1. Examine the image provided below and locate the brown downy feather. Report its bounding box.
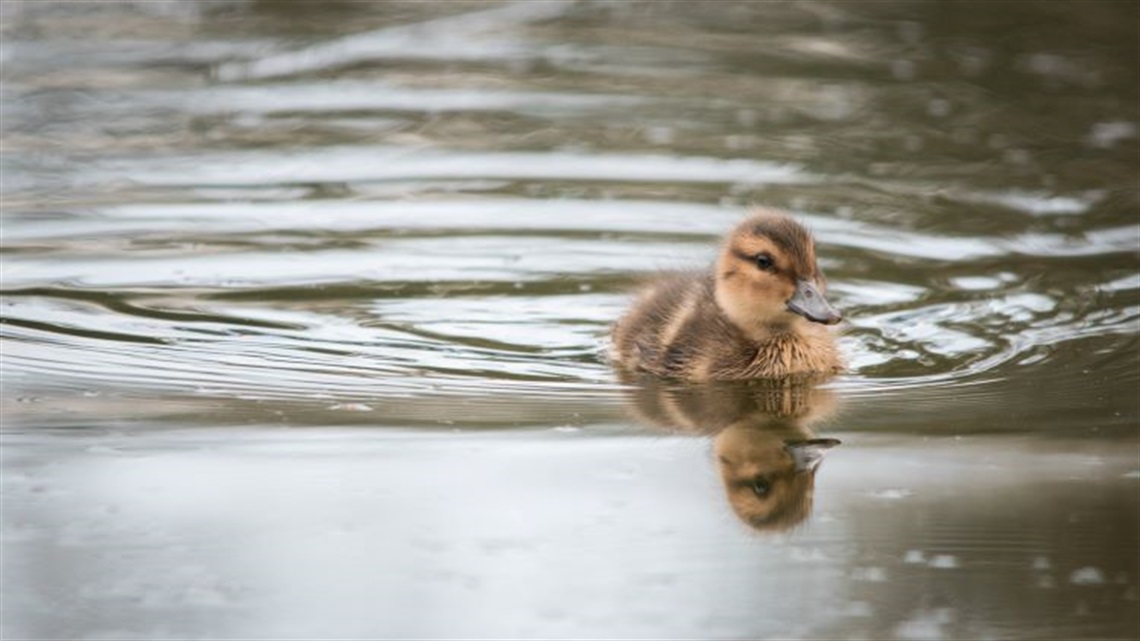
[611,210,843,381]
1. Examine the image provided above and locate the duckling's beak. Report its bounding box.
[787,279,842,325]
[785,438,841,472]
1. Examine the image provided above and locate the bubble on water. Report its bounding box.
[815,85,854,120]
[1003,149,1031,165]
[957,190,1093,216]
[1070,567,1106,585]
[852,566,889,582]
[926,99,950,118]
[904,550,926,564]
[895,606,954,641]
[1087,121,1138,149]
[955,47,991,77]
[790,547,830,563]
[987,133,1008,149]
[1024,52,1067,76]
[869,488,913,500]
[735,109,759,128]
[1121,470,1140,479]
[643,126,674,145]
[891,59,916,81]
[1032,556,1052,571]
[552,426,580,433]
[725,134,755,151]
[784,134,815,153]
[329,403,374,412]
[929,554,959,569]
[898,21,923,45]
[950,276,1002,291]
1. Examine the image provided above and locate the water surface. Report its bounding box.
[2,1,1138,639]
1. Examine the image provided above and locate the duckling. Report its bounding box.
[611,209,843,381]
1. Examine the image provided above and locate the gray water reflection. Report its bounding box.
[4,427,1136,640]
[2,1,1138,639]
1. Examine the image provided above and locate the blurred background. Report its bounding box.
[2,1,1138,639]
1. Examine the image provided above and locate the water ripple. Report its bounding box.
[1,0,1136,432]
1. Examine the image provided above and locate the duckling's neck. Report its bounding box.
[748,317,799,339]
[714,296,806,344]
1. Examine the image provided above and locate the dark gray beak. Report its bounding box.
[787,279,842,325]
[785,438,841,472]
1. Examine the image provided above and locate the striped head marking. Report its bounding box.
[714,211,841,334]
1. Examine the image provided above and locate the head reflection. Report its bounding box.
[621,376,840,532]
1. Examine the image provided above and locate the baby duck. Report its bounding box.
[611,209,843,381]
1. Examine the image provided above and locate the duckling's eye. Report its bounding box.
[755,254,775,271]
[750,477,772,498]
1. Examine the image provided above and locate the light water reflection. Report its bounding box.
[1,1,1138,639]
[4,424,1136,640]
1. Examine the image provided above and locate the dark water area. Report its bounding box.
[1,1,1138,639]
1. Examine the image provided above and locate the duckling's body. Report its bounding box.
[611,210,843,381]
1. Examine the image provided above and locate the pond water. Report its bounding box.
[2,1,1138,639]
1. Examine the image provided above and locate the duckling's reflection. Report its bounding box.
[622,376,840,532]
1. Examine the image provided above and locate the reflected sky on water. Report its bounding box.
[1,1,1137,639]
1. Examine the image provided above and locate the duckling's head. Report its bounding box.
[714,210,841,335]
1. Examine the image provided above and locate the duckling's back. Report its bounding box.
[610,272,753,380]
